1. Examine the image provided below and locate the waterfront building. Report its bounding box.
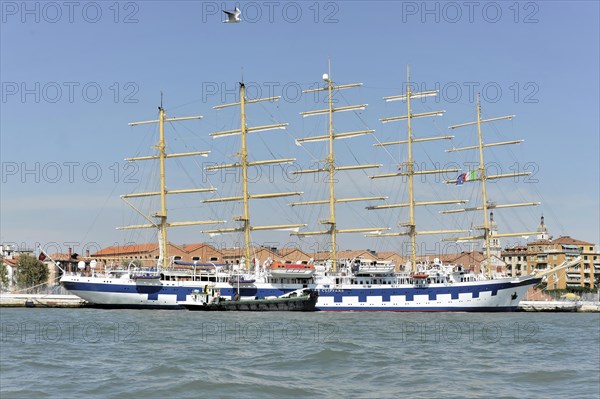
[501,216,600,289]
[526,236,599,290]
[89,242,313,269]
[91,242,224,268]
[86,242,408,271]
[502,244,529,277]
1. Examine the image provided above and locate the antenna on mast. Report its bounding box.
[160,91,164,110]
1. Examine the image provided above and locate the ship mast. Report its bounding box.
[326,66,337,269]
[405,69,416,270]
[240,83,251,264]
[367,66,468,272]
[444,94,540,277]
[202,81,305,270]
[475,96,491,272]
[118,102,225,269]
[291,64,390,272]
[158,106,169,268]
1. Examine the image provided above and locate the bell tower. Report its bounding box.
[536,215,549,241]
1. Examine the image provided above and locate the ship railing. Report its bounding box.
[127,263,161,279]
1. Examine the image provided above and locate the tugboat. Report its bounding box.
[182,285,318,311]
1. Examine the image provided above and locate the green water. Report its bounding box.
[1,309,599,398]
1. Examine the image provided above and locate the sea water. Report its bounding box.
[1,309,599,398]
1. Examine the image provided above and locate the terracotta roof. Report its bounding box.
[377,251,403,258]
[94,242,225,256]
[179,243,204,252]
[93,243,158,256]
[449,252,485,265]
[552,236,595,246]
[219,247,280,259]
[179,243,223,254]
[253,247,280,258]
[377,252,405,265]
[278,247,310,257]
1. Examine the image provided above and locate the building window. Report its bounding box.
[210,257,218,261]
[584,255,588,260]
[553,255,557,261]
[192,257,200,261]
[174,256,182,260]
[589,247,594,251]
[538,246,542,251]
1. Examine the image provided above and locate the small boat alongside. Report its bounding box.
[182,286,318,311]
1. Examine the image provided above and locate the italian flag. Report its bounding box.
[465,170,478,181]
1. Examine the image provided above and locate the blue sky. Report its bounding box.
[1,1,598,256]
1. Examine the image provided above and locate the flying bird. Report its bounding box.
[223,7,241,23]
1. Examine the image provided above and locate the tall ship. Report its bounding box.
[60,68,572,310]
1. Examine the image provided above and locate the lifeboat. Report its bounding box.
[269,262,316,278]
[357,263,395,275]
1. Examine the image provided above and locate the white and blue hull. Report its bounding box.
[61,275,540,311]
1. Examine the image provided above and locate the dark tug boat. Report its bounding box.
[182,286,318,311]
